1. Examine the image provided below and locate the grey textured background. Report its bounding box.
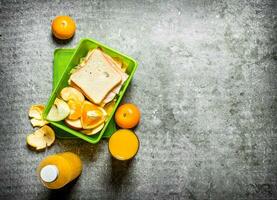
[0,0,277,199]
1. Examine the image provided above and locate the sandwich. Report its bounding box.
[69,48,128,105]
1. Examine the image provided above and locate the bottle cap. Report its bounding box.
[40,165,59,183]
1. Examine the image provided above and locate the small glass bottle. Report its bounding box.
[37,152,82,189]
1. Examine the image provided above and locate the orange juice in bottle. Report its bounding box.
[37,152,82,189]
[109,129,139,161]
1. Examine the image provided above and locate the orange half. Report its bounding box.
[81,101,107,129]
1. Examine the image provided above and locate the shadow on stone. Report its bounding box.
[51,33,74,45]
[56,138,101,163]
[47,176,80,199]
[110,156,133,187]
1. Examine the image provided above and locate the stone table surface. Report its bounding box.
[0,0,276,199]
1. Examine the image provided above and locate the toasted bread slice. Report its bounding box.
[70,49,122,104]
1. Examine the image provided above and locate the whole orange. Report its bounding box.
[115,103,140,129]
[51,16,76,40]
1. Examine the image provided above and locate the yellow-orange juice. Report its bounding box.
[37,152,82,189]
[108,129,139,160]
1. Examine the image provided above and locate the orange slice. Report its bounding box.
[104,100,116,117]
[81,123,105,136]
[28,104,49,127]
[67,100,82,120]
[64,118,82,130]
[26,125,55,150]
[60,87,85,103]
[81,101,107,129]
[29,105,45,120]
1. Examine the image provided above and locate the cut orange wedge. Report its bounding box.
[104,100,116,117]
[28,104,48,127]
[67,100,82,120]
[29,105,45,120]
[81,101,107,129]
[60,87,85,103]
[26,125,55,150]
[81,123,104,135]
[65,118,82,130]
[60,86,85,121]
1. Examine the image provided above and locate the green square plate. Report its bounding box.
[52,48,116,139]
[43,38,138,144]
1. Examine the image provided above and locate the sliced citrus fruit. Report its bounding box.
[81,101,107,129]
[29,105,45,120]
[26,125,55,150]
[81,123,105,135]
[67,100,82,120]
[28,105,48,127]
[30,118,48,127]
[104,100,116,117]
[64,118,82,130]
[46,98,70,122]
[60,87,85,103]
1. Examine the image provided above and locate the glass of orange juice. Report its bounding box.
[108,129,139,161]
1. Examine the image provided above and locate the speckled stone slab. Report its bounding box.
[0,0,276,199]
